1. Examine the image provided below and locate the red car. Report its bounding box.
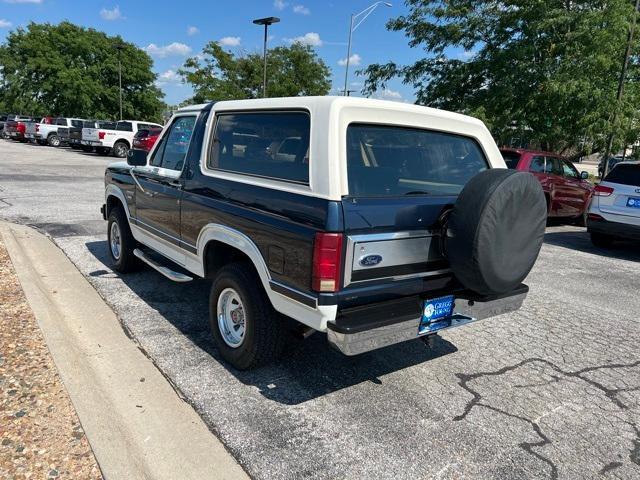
[132,126,162,152]
[501,148,593,222]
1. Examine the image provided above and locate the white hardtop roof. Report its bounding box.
[177,96,484,126]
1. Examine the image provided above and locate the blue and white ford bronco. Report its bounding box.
[102,97,547,369]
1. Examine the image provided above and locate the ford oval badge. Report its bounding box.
[359,254,383,267]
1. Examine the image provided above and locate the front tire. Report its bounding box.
[107,206,139,273]
[591,232,614,248]
[209,263,284,370]
[113,141,129,158]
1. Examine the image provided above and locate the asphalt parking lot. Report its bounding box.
[1,139,640,479]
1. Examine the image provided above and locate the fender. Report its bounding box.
[105,184,132,219]
[196,224,337,331]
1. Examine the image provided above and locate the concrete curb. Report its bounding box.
[0,222,249,480]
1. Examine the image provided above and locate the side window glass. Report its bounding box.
[546,157,563,176]
[561,160,579,179]
[529,156,546,173]
[208,111,310,184]
[150,116,196,171]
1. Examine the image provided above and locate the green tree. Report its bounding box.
[362,0,640,154]
[0,21,165,121]
[179,42,331,102]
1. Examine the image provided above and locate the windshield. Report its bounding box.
[346,124,488,197]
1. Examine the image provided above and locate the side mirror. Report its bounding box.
[127,148,147,166]
[580,171,589,180]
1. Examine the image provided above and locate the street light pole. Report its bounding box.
[602,0,640,178]
[253,16,280,98]
[342,2,392,96]
[116,42,125,121]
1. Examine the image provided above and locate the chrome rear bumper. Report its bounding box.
[327,288,527,356]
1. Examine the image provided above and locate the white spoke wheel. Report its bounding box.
[217,288,246,348]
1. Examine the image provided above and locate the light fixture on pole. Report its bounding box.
[343,2,392,96]
[252,16,281,98]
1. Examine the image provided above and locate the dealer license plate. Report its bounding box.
[418,295,455,335]
[627,197,640,208]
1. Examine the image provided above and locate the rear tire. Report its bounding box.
[47,134,60,147]
[590,232,614,248]
[113,141,129,158]
[107,206,139,273]
[209,263,285,370]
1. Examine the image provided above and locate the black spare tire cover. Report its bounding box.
[445,168,546,296]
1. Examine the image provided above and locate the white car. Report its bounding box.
[588,161,640,246]
[25,117,85,147]
[82,120,162,158]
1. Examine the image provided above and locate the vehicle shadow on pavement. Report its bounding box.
[85,240,458,405]
[544,230,640,262]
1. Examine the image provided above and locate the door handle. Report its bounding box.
[169,180,183,189]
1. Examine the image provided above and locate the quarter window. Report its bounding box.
[149,115,196,171]
[208,111,310,184]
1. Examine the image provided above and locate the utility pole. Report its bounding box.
[602,0,640,178]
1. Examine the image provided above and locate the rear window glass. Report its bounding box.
[208,111,310,184]
[98,121,117,129]
[502,151,521,169]
[55,118,67,126]
[346,124,488,197]
[604,164,640,186]
[116,121,133,132]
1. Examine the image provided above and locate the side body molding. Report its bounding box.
[196,224,337,331]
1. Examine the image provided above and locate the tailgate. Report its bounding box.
[25,123,37,135]
[342,196,454,287]
[83,128,100,141]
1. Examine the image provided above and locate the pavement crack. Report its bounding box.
[453,357,640,478]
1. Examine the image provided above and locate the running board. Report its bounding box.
[133,248,193,283]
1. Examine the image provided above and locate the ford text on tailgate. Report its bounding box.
[102,97,546,370]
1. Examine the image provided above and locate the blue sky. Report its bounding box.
[0,0,457,105]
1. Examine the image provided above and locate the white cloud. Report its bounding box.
[3,0,42,3]
[0,19,12,28]
[100,6,123,21]
[156,69,182,85]
[274,0,287,10]
[218,36,241,47]
[186,26,199,36]
[286,32,322,47]
[378,88,403,101]
[144,42,192,58]
[293,4,310,15]
[457,49,476,60]
[338,53,361,67]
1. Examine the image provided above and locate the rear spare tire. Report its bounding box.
[445,169,546,296]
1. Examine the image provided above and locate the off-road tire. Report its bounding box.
[590,232,614,248]
[107,206,139,273]
[210,263,285,370]
[113,141,129,158]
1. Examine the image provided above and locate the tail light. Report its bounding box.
[36,124,40,133]
[594,185,614,196]
[98,131,105,140]
[588,213,604,221]
[312,233,343,292]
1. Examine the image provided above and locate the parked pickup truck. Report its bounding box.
[102,97,547,370]
[25,117,85,146]
[4,115,34,141]
[83,120,162,158]
[67,120,117,151]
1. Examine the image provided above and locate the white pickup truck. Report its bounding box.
[82,120,163,158]
[25,117,85,146]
